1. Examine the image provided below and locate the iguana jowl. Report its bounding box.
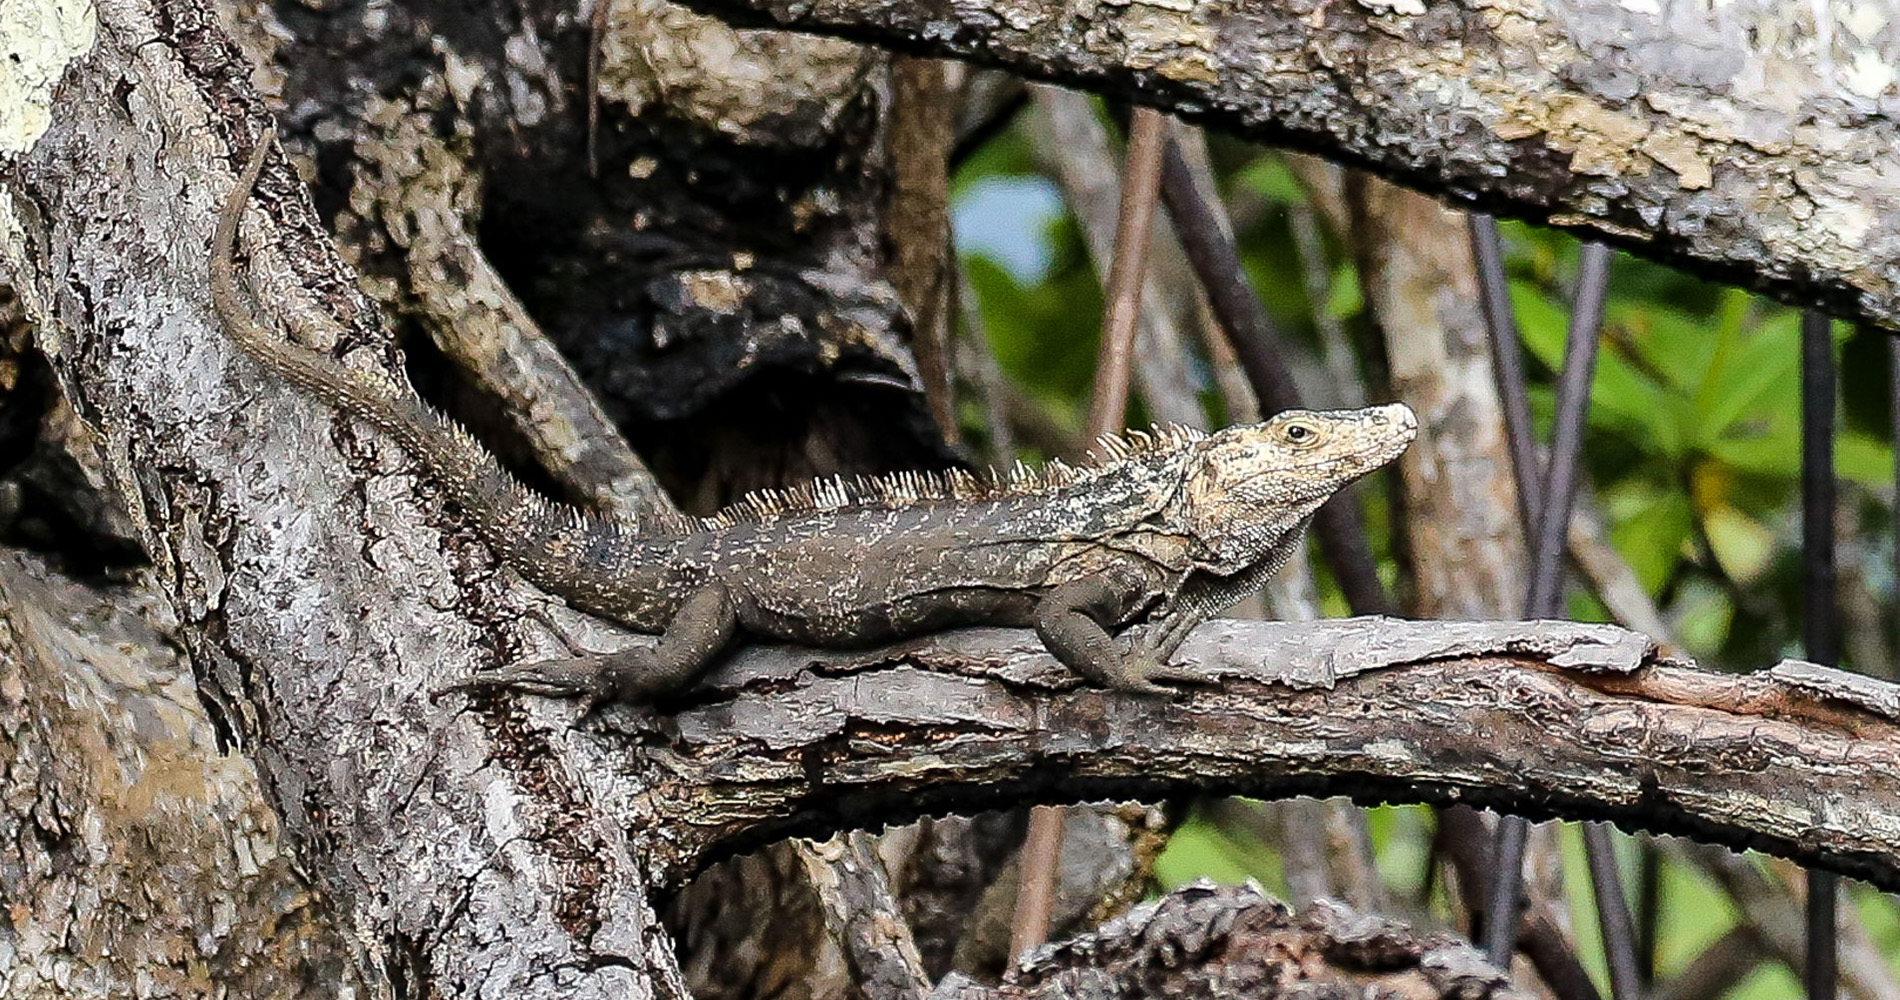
[211,138,1417,702]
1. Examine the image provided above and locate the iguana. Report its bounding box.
[211,137,1417,703]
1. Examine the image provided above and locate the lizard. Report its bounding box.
[211,135,1418,704]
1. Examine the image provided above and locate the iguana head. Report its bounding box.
[1180,403,1417,569]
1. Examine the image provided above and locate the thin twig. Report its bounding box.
[1525,243,1608,616]
[1156,133,1299,412]
[587,0,608,178]
[1470,231,1635,993]
[1008,805,1068,960]
[1581,822,1642,1000]
[1083,106,1166,436]
[1015,104,1167,961]
[1026,87,1206,431]
[1636,840,1660,987]
[1801,308,1839,1000]
[1468,214,1538,534]
[1157,130,1389,614]
[1437,807,1603,1000]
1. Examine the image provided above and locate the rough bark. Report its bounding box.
[932,884,1527,999]
[1350,176,1527,622]
[640,619,1900,893]
[677,0,1900,332]
[0,551,355,996]
[794,833,931,1000]
[222,0,950,507]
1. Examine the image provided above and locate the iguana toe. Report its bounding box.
[432,657,615,703]
[1105,655,1201,697]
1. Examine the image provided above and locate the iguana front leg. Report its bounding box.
[437,582,738,706]
[1035,569,1199,696]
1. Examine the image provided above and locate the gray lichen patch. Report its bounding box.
[0,0,95,155]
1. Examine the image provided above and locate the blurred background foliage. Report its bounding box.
[949,111,1900,1000]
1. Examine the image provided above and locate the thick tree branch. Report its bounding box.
[794,832,931,1000]
[638,618,1900,895]
[678,0,1900,330]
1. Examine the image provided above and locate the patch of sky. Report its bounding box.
[952,175,1064,286]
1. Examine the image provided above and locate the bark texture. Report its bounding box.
[679,0,1900,331]
[646,619,1900,891]
[222,0,950,508]
[0,551,354,996]
[932,884,1526,999]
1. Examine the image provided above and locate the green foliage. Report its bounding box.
[952,112,1899,998]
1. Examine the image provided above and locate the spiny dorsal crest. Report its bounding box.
[696,423,1207,529]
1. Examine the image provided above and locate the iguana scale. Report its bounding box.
[210,137,1417,703]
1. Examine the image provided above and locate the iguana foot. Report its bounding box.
[432,652,682,710]
[433,657,611,702]
[1096,647,1203,697]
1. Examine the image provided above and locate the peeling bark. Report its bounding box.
[678,0,1900,330]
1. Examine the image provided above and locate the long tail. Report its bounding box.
[208,138,675,606]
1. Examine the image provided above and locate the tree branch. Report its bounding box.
[676,0,1900,331]
[640,618,1900,894]
[931,884,1526,999]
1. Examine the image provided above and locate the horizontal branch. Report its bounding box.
[930,884,1522,999]
[630,617,1900,892]
[677,0,1900,330]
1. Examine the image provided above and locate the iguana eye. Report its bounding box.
[1281,421,1322,448]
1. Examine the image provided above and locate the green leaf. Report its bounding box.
[1838,433,1894,487]
[1233,157,1306,206]
[1705,418,1801,479]
[1511,285,1677,448]
[1611,300,1715,396]
[1691,308,1800,447]
[1605,484,1695,593]
[1324,263,1362,320]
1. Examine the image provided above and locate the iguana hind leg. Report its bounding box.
[436,582,739,706]
[1035,570,1198,696]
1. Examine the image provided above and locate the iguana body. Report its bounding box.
[211,138,1417,702]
